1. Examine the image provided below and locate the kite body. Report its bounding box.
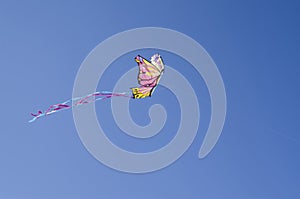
[131,54,164,99]
[29,54,164,122]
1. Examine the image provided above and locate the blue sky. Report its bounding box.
[0,0,299,198]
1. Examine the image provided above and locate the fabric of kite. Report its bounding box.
[29,54,165,123]
[131,54,164,98]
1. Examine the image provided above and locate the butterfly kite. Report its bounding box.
[29,54,165,122]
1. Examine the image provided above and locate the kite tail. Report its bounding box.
[29,91,132,123]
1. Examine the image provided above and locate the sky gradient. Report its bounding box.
[0,0,299,198]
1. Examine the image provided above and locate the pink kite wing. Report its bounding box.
[135,55,162,86]
[130,54,165,99]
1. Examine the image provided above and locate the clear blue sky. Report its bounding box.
[0,0,299,198]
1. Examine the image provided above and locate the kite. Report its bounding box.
[29,54,165,123]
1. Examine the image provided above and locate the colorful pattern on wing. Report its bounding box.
[131,54,164,99]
